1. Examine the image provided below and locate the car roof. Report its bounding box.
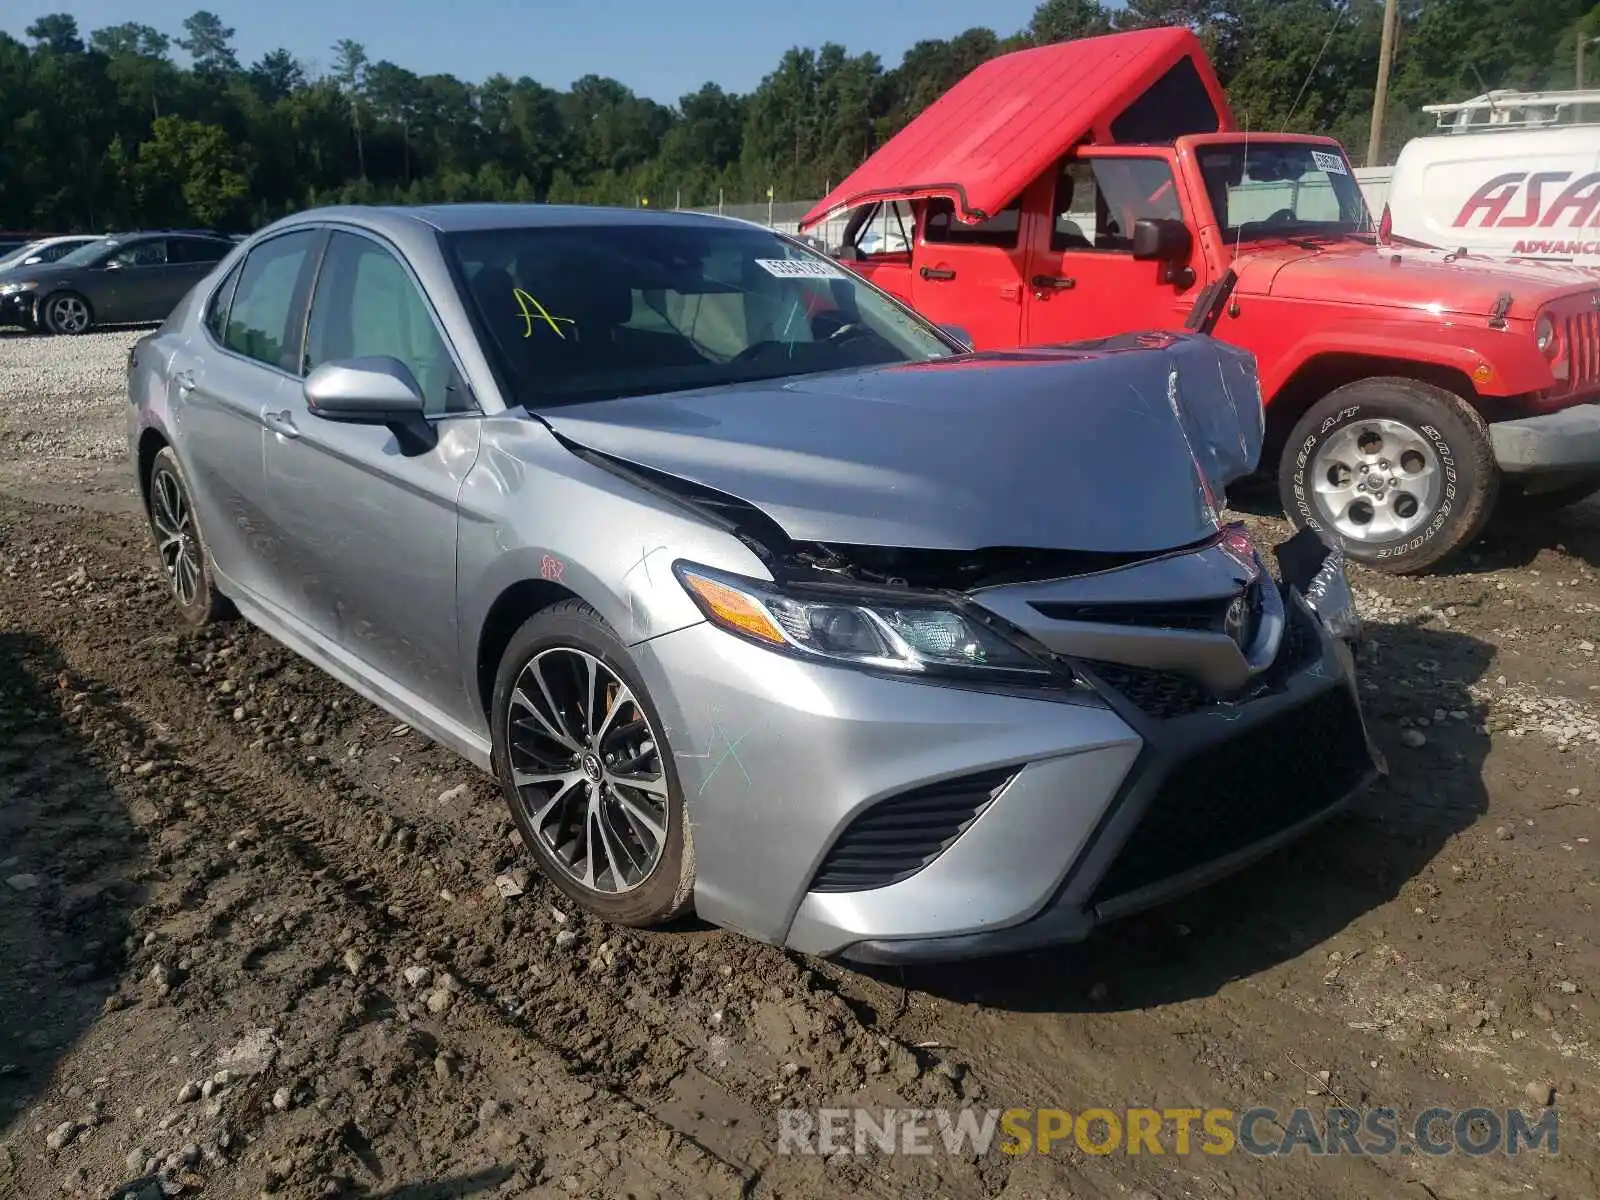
[266,203,758,240]
[800,26,1229,229]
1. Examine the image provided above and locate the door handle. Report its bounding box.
[261,408,300,439]
[173,369,196,397]
[919,266,956,281]
[1030,275,1076,290]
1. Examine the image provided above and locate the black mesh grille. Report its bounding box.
[809,768,1015,893]
[1089,685,1371,907]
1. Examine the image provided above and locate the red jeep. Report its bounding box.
[799,27,1600,573]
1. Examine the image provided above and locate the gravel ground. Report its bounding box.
[0,332,1596,1200]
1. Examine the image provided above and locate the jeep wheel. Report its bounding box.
[1279,377,1498,575]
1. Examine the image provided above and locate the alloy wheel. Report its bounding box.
[1308,416,1443,543]
[47,294,90,334]
[505,647,670,894]
[150,466,202,606]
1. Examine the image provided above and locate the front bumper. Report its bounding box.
[0,290,35,327]
[1491,402,1600,476]
[634,541,1380,962]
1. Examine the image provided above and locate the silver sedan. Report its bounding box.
[127,203,1381,962]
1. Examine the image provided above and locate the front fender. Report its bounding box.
[1262,317,1552,401]
[455,417,774,710]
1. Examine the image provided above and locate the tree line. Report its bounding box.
[2,1,1597,233]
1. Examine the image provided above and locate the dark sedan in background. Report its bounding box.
[0,230,235,334]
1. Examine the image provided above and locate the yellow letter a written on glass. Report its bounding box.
[513,288,576,340]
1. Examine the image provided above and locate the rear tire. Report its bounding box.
[490,600,694,928]
[1279,377,1498,575]
[144,447,230,627]
[40,291,94,335]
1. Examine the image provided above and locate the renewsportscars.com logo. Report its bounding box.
[776,1105,1559,1158]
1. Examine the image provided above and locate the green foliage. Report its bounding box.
[2,2,1595,231]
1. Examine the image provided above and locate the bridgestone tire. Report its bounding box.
[1278,377,1498,575]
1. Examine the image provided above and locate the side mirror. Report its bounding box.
[304,356,436,453]
[1131,217,1192,263]
[941,324,975,352]
[102,258,124,271]
[1131,218,1196,289]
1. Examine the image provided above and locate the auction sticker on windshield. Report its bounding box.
[1311,150,1348,175]
[756,258,845,279]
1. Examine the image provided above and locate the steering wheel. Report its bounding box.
[1261,207,1297,225]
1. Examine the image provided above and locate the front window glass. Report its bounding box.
[55,237,120,268]
[109,240,167,268]
[1197,143,1373,243]
[1052,159,1183,252]
[444,222,957,407]
[305,232,464,414]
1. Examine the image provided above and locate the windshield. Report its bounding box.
[55,237,119,268]
[443,221,957,407]
[1196,143,1373,244]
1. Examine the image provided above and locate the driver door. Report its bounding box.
[1022,154,1202,345]
[261,228,482,726]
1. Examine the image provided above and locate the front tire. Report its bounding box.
[40,291,94,336]
[144,447,229,627]
[490,600,694,927]
[1279,377,1498,574]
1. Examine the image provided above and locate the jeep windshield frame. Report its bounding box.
[1193,141,1375,246]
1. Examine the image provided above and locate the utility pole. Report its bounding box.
[1367,0,1399,167]
[1579,36,1600,123]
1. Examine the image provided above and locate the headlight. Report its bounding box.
[674,562,1054,680]
[0,281,37,297]
[1535,313,1557,358]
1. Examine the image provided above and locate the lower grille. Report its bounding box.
[1089,685,1371,907]
[809,768,1015,893]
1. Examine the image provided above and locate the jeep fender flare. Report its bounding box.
[1261,327,1547,405]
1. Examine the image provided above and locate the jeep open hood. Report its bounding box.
[533,333,1264,555]
[798,27,1230,231]
[1240,241,1600,320]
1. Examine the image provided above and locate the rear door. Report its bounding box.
[167,236,234,307]
[1021,153,1198,344]
[908,197,1025,350]
[175,228,324,606]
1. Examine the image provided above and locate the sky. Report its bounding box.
[5,0,1050,104]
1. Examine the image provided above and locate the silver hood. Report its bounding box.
[533,332,1265,554]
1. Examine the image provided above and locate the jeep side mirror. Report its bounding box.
[1131,218,1192,263]
[1132,218,1196,289]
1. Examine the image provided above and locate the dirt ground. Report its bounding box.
[0,330,1596,1200]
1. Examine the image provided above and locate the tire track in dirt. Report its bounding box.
[5,496,1597,1200]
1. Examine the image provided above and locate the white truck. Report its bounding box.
[1379,89,1600,265]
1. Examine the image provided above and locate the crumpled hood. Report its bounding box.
[1241,240,1599,321]
[533,332,1264,555]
